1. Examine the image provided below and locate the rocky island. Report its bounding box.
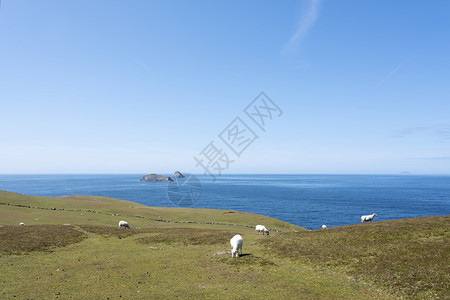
[140,171,185,182]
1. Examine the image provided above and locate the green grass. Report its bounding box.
[0,226,387,299]
[0,190,448,299]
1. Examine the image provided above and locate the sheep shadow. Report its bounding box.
[213,250,251,257]
[239,253,251,257]
[215,252,277,267]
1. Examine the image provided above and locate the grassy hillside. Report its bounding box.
[260,216,449,298]
[0,190,302,232]
[0,191,448,299]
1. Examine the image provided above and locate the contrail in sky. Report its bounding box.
[374,34,441,88]
[374,63,405,88]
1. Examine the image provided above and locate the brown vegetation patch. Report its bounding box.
[0,225,87,255]
[79,226,233,246]
[137,228,233,246]
[77,225,156,238]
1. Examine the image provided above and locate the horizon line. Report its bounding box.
[1,172,449,176]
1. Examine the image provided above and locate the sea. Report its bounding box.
[0,174,449,230]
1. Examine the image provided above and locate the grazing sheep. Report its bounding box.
[230,234,243,258]
[361,213,377,223]
[255,224,269,235]
[322,225,327,229]
[19,222,25,226]
[118,220,130,229]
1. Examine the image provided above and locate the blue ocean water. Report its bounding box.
[0,174,449,230]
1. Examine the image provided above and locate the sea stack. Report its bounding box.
[173,171,185,178]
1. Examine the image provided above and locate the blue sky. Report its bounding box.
[0,0,449,174]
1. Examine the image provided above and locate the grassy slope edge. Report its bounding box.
[0,190,303,231]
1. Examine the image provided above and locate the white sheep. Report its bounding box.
[230,234,243,258]
[19,222,25,226]
[255,224,269,235]
[361,213,377,223]
[322,225,327,229]
[118,220,130,229]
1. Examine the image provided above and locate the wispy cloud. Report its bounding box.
[410,156,450,160]
[391,124,450,140]
[391,126,429,138]
[282,0,321,55]
[433,128,450,140]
